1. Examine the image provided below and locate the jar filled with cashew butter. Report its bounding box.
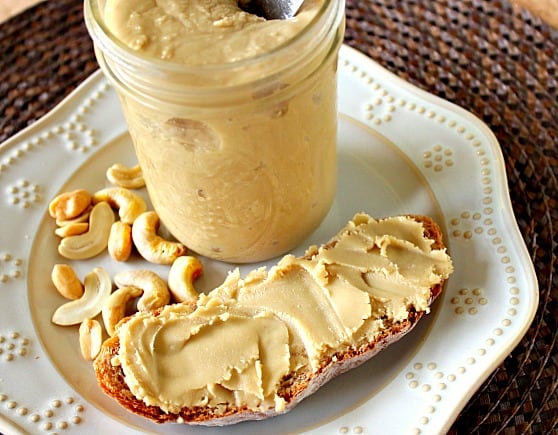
[84,0,345,263]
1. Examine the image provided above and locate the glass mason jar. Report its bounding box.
[84,0,345,263]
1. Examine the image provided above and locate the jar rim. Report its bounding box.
[84,0,339,74]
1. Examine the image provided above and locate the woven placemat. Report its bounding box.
[1,0,557,433]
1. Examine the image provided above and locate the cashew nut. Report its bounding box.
[108,221,133,262]
[56,204,92,227]
[92,187,147,225]
[52,267,112,326]
[58,201,115,260]
[132,211,187,265]
[49,189,92,221]
[51,264,84,300]
[114,269,170,311]
[106,163,145,189]
[168,256,203,303]
[79,318,103,361]
[54,222,89,238]
[102,286,142,336]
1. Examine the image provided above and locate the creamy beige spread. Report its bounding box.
[101,0,339,263]
[104,0,323,64]
[112,214,453,413]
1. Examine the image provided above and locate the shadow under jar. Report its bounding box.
[84,0,345,263]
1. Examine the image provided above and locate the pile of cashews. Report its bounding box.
[48,163,204,361]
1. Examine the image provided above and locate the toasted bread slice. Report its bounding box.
[94,214,452,425]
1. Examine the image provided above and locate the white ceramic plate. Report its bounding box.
[0,45,537,435]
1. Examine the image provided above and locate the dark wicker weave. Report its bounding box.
[1,0,556,433]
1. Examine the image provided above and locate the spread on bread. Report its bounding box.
[105,214,453,417]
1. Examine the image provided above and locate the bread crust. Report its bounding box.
[93,214,448,425]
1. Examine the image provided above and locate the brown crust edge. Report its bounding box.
[93,214,448,425]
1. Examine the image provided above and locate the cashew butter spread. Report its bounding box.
[113,214,453,414]
[104,0,323,65]
[99,0,340,263]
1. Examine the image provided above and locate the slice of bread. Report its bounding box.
[94,214,452,425]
